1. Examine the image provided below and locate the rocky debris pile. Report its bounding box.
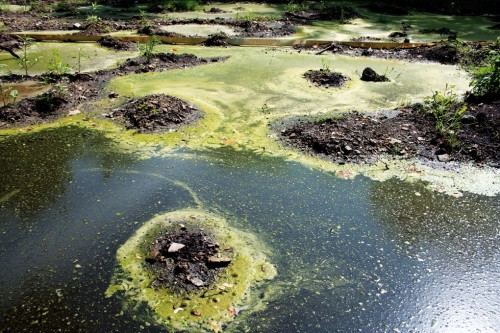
[145,230,233,293]
[110,94,202,133]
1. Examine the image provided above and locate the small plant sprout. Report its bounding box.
[141,35,160,63]
[10,89,18,104]
[76,47,83,74]
[17,37,41,77]
[321,58,331,72]
[48,49,72,76]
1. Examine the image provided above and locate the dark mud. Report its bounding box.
[299,42,494,65]
[97,35,135,51]
[145,230,232,294]
[280,103,500,167]
[110,94,202,133]
[304,69,350,88]
[0,53,228,128]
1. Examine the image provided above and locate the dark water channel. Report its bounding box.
[0,126,498,332]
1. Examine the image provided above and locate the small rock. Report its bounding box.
[461,114,477,124]
[108,91,119,98]
[437,154,450,162]
[361,67,389,82]
[207,256,232,267]
[73,23,82,29]
[168,242,185,253]
[188,276,205,287]
[68,109,81,116]
[389,31,407,38]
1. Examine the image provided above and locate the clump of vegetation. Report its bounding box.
[285,0,310,13]
[29,0,53,13]
[162,0,200,12]
[285,0,359,22]
[470,50,500,99]
[140,35,160,62]
[421,85,467,149]
[47,49,72,77]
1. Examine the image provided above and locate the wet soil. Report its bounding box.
[304,69,350,88]
[280,103,500,167]
[0,53,228,128]
[110,94,202,133]
[145,230,232,294]
[97,35,135,51]
[298,42,494,65]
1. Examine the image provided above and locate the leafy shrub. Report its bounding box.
[470,50,500,98]
[163,0,200,12]
[29,0,52,13]
[140,35,160,62]
[422,85,467,149]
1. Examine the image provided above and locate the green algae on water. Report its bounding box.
[106,208,276,332]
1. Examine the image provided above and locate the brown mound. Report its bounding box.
[145,230,232,294]
[281,104,500,167]
[97,35,135,51]
[304,69,350,88]
[111,94,202,133]
[203,32,230,47]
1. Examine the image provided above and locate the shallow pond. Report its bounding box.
[0,125,498,332]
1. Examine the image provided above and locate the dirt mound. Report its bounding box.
[111,94,202,133]
[281,104,500,166]
[146,230,232,294]
[304,69,350,88]
[0,90,67,125]
[97,35,135,51]
[203,32,230,47]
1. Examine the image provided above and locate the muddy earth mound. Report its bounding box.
[281,105,500,167]
[111,94,202,133]
[203,32,230,47]
[97,35,135,51]
[146,230,232,294]
[304,69,350,88]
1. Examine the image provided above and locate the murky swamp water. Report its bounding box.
[0,39,499,332]
[0,126,498,332]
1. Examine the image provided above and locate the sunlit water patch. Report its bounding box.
[295,13,500,42]
[159,24,239,37]
[0,127,498,332]
[0,42,138,75]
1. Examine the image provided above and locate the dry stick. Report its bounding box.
[316,43,337,55]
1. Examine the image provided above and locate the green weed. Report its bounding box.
[422,85,467,149]
[16,37,41,77]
